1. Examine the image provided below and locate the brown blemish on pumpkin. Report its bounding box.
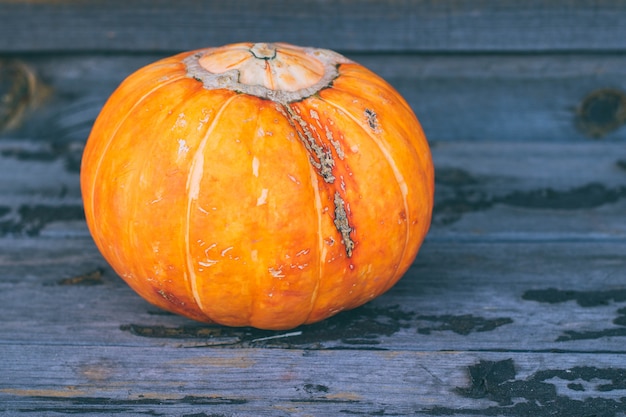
[333,192,354,258]
[156,288,186,307]
[284,104,336,183]
[280,104,356,258]
[326,125,345,160]
[364,108,380,132]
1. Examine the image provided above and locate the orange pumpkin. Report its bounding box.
[81,42,434,330]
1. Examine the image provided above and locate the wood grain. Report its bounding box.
[4,53,626,143]
[2,236,626,353]
[3,346,626,416]
[1,3,625,413]
[2,141,626,415]
[2,139,625,239]
[2,0,626,53]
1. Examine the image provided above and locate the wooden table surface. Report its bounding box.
[2,138,625,416]
[2,1,626,416]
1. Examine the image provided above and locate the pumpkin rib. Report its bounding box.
[184,93,240,321]
[301,151,325,325]
[85,73,187,253]
[245,102,326,327]
[316,94,412,291]
[122,84,209,320]
[245,101,267,326]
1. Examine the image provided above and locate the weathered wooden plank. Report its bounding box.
[2,139,625,239]
[2,345,626,416]
[4,53,626,143]
[431,141,626,240]
[2,0,626,53]
[2,236,626,353]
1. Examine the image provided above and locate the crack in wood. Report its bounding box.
[16,394,246,414]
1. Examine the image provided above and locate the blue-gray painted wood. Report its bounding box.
[2,0,626,53]
[2,2,626,415]
[2,140,626,415]
[3,54,626,143]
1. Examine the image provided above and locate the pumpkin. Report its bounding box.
[80,42,434,330]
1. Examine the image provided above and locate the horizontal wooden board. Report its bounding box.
[3,53,626,143]
[2,0,626,53]
[431,141,626,240]
[2,92,626,414]
[3,346,626,416]
[2,236,626,353]
[1,139,625,240]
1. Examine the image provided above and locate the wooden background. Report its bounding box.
[1,1,626,416]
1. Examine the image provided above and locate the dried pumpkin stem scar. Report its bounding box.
[183,42,352,104]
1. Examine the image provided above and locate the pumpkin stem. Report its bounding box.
[249,43,277,60]
[184,42,352,104]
